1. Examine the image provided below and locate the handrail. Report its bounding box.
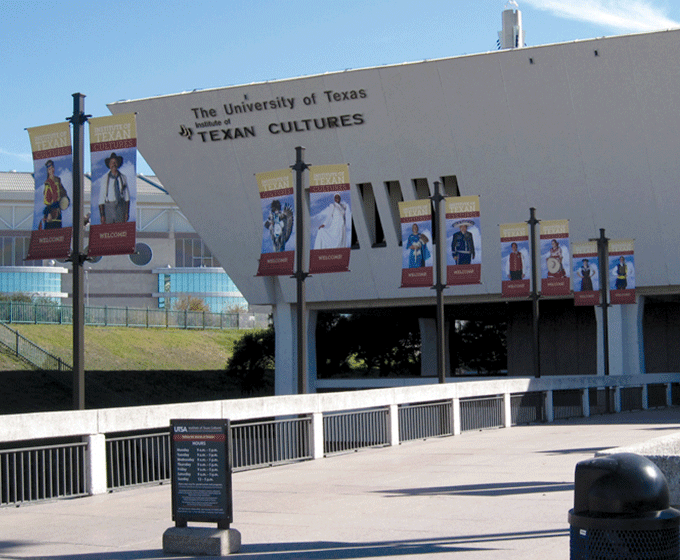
[0,374,677,503]
[0,373,678,443]
[0,322,69,371]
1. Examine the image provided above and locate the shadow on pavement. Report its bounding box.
[375,480,573,498]
[23,529,569,559]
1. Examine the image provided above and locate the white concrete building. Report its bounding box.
[108,28,680,393]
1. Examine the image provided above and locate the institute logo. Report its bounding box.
[179,124,193,140]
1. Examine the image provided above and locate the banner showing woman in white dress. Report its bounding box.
[399,200,433,288]
[309,164,351,274]
[256,169,295,276]
[572,241,600,306]
[608,239,636,305]
[25,122,73,261]
[500,223,530,298]
[445,196,481,285]
[540,219,570,296]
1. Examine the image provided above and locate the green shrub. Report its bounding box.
[224,326,274,394]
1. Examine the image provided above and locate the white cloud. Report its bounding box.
[0,148,32,163]
[522,0,680,32]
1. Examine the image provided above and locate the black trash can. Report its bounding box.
[569,452,680,560]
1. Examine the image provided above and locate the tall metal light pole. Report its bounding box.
[528,207,541,378]
[291,147,309,394]
[431,181,447,384]
[69,93,89,409]
[593,228,610,378]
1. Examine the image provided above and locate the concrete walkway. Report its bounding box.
[1,407,680,560]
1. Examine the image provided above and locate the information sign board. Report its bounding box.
[170,419,232,528]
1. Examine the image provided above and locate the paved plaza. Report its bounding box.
[1,407,679,559]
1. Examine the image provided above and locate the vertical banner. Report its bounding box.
[500,223,531,298]
[89,114,137,256]
[256,169,295,276]
[399,200,433,288]
[609,239,636,305]
[25,122,73,260]
[309,164,351,274]
[540,219,570,296]
[572,241,600,306]
[446,195,481,285]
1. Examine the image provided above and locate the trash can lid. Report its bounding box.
[575,453,670,515]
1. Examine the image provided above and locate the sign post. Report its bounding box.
[164,419,241,555]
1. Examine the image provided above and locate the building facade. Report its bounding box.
[108,29,680,393]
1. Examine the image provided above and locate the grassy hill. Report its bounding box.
[0,325,274,414]
[11,324,244,371]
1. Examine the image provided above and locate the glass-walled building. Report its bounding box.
[156,268,247,312]
[0,171,251,313]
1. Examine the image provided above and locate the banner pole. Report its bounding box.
[292,147,309,394]
[528,207,541,378]
[69,93,88,409]
[431,181,447,384]
[595,228,610,378]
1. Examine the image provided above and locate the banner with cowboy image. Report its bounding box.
[572,241,600,306]
[540,219,570,296]
[500,222,530,298]
[88,114,137,256]
[446,196,481,285]
[309,164,351,274]
[256,168,295,276]
[608,239,636,305]
[399,199,433,288]
[25,122,73,261]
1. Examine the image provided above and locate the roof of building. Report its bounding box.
[0,171,168,196]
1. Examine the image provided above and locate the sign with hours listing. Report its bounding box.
[171,419,233,527]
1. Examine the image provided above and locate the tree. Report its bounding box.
[172,295,210,312]
[316,310,422,377]
[223,326,275,394]
[455,320,507,375]
[224,304,248,314]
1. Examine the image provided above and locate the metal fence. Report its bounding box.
[553,389,583,420]
[231,417,312,471]
[621,386,643,412]
[107,431,171,490]
[324,408,390,455]
[589,387,614,415]
[0,441,88,506]
[0,300,269,331]
[0,322,69,371]
[511,392,545,425]
[2,376,679,506]
[648,383,668,408]
[460,395,504,432]
[399,401,454,441]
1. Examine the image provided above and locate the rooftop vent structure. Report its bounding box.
[498,0,525,49]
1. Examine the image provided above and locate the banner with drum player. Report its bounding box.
[256,169,295,276]
[399,199,433,288]
[540,219,571,296]
[500,222,531,298]
[88,114,138,256]
[309,164,351,274]
[446,195,481,285]
[572,241,600,306]
[25,122,73,261]
[608,239,636,305]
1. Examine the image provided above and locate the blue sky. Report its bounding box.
[2,0,679,175]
